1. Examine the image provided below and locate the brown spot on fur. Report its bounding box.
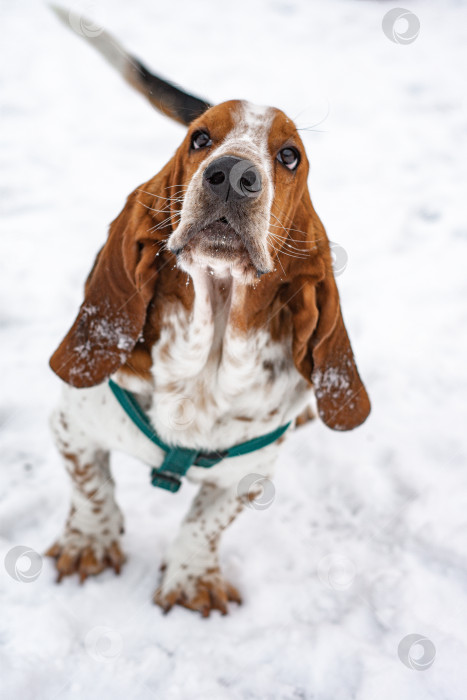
[59,413,69,431]
[295,404,315,427]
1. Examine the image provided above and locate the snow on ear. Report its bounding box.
[310,284,371,431]
[49,192,159,388]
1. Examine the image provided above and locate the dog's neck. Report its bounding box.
[188,266,243,352]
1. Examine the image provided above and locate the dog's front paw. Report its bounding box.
[154,566,242,617]
[46,534,125,583]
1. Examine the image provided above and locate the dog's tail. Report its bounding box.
[50,5,211,126]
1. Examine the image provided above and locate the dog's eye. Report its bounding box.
[277,147,300,170]
[191,131,212,150]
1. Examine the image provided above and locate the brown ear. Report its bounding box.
[50,188,164,387]
[288,203,371,431]
[310,273,370,430]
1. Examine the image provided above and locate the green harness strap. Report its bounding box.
[108,379,291,493]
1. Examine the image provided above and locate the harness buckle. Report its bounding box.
[150,469,182,493]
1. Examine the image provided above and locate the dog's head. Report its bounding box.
[166,100,308,284]
[50,98,370,430]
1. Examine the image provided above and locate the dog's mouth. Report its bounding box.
[168,213,272,282]
[194,217,246,254]
[173,217,250,264]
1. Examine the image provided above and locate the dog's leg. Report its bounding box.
[46,409,125,582]
[154,475,267,616]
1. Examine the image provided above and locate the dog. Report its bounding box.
[46,8,370,616]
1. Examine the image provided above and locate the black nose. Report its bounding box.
[203,156,262,202]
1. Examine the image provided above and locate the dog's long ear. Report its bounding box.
[287,197,371,431]
[50,167,175,388]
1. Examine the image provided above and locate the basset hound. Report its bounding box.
[46,9,371,616]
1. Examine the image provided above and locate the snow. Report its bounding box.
[1,0,467,698]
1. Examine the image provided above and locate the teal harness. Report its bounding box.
[108,379,291,493]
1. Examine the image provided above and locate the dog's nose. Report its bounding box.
[203,156,262,202]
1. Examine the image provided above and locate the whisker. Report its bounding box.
[148,221,181,233]
[137,188,182,198]
[269,208,329,245]
[265,211,314,250]
[252,210,315,259]
[268,233,312,256]
[267,236,310,260]
[296,127,328,133]
[148,213,182,232]
[138,200,176,215]
[268,223,309,243]
[294,101,331,132]
[268,241,305,262]
[136,187,188,202]
[275,245,287,277]
[267,225,309,251]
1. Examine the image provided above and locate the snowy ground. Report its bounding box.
[1,0,467,698]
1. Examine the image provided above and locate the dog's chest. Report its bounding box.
[147,285,309,451]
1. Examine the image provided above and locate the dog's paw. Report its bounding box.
[46,535,125,583]
[154,567,242,617]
